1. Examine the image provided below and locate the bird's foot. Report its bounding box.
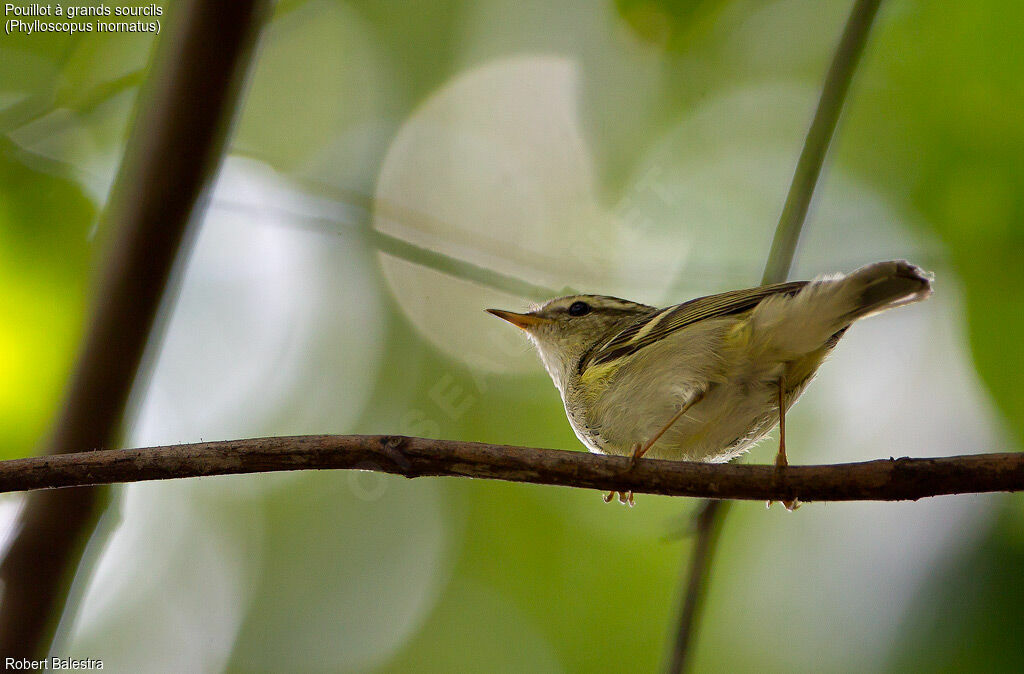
[767,454,800,510]
[602,442,648,506]
[602,491,635,507]
[767,497,801,511]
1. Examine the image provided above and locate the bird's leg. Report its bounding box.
[768,374,800,511]
[604,391,705,507]
[630,390,707,468]
[775,374,788,468]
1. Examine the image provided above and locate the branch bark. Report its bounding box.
[0,436,1020,502]
[0,1,269,658]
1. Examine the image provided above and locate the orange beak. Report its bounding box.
[486,308,548,330]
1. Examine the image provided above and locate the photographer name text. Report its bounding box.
[5,658,103,671]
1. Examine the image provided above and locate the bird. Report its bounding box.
[487,260,933,507]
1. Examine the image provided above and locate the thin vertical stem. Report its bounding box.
[667,0,884,670]
[668,499,730,673]
[761,0,885,287]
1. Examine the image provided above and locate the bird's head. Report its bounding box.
[487,295,652,392]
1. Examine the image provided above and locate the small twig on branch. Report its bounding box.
[0,436,1021,501]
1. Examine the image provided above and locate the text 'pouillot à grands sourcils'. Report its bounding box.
[4,3,162,17]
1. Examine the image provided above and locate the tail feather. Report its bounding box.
[844,260,933,321]
[746,259,933,358]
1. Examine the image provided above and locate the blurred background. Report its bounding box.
[2,0,1023,671]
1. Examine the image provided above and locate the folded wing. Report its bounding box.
[579,280,808,373]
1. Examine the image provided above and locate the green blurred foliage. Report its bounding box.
[0,1,155,459]
[889,494,1024,672]
[615,0,733,50]
[842,2,1024,444]
[0,151,94,457]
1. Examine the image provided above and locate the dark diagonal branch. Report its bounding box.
[0,436,1021,502]
[0,1,270,659]
[671,0,885,671]
[669,499,728,669]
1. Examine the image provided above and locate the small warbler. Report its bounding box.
[488,260,933,506]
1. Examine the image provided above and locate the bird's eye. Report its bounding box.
[568,301,591,316]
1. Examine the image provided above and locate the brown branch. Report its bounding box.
[0,436,1020,501]
[0,1,270,658]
